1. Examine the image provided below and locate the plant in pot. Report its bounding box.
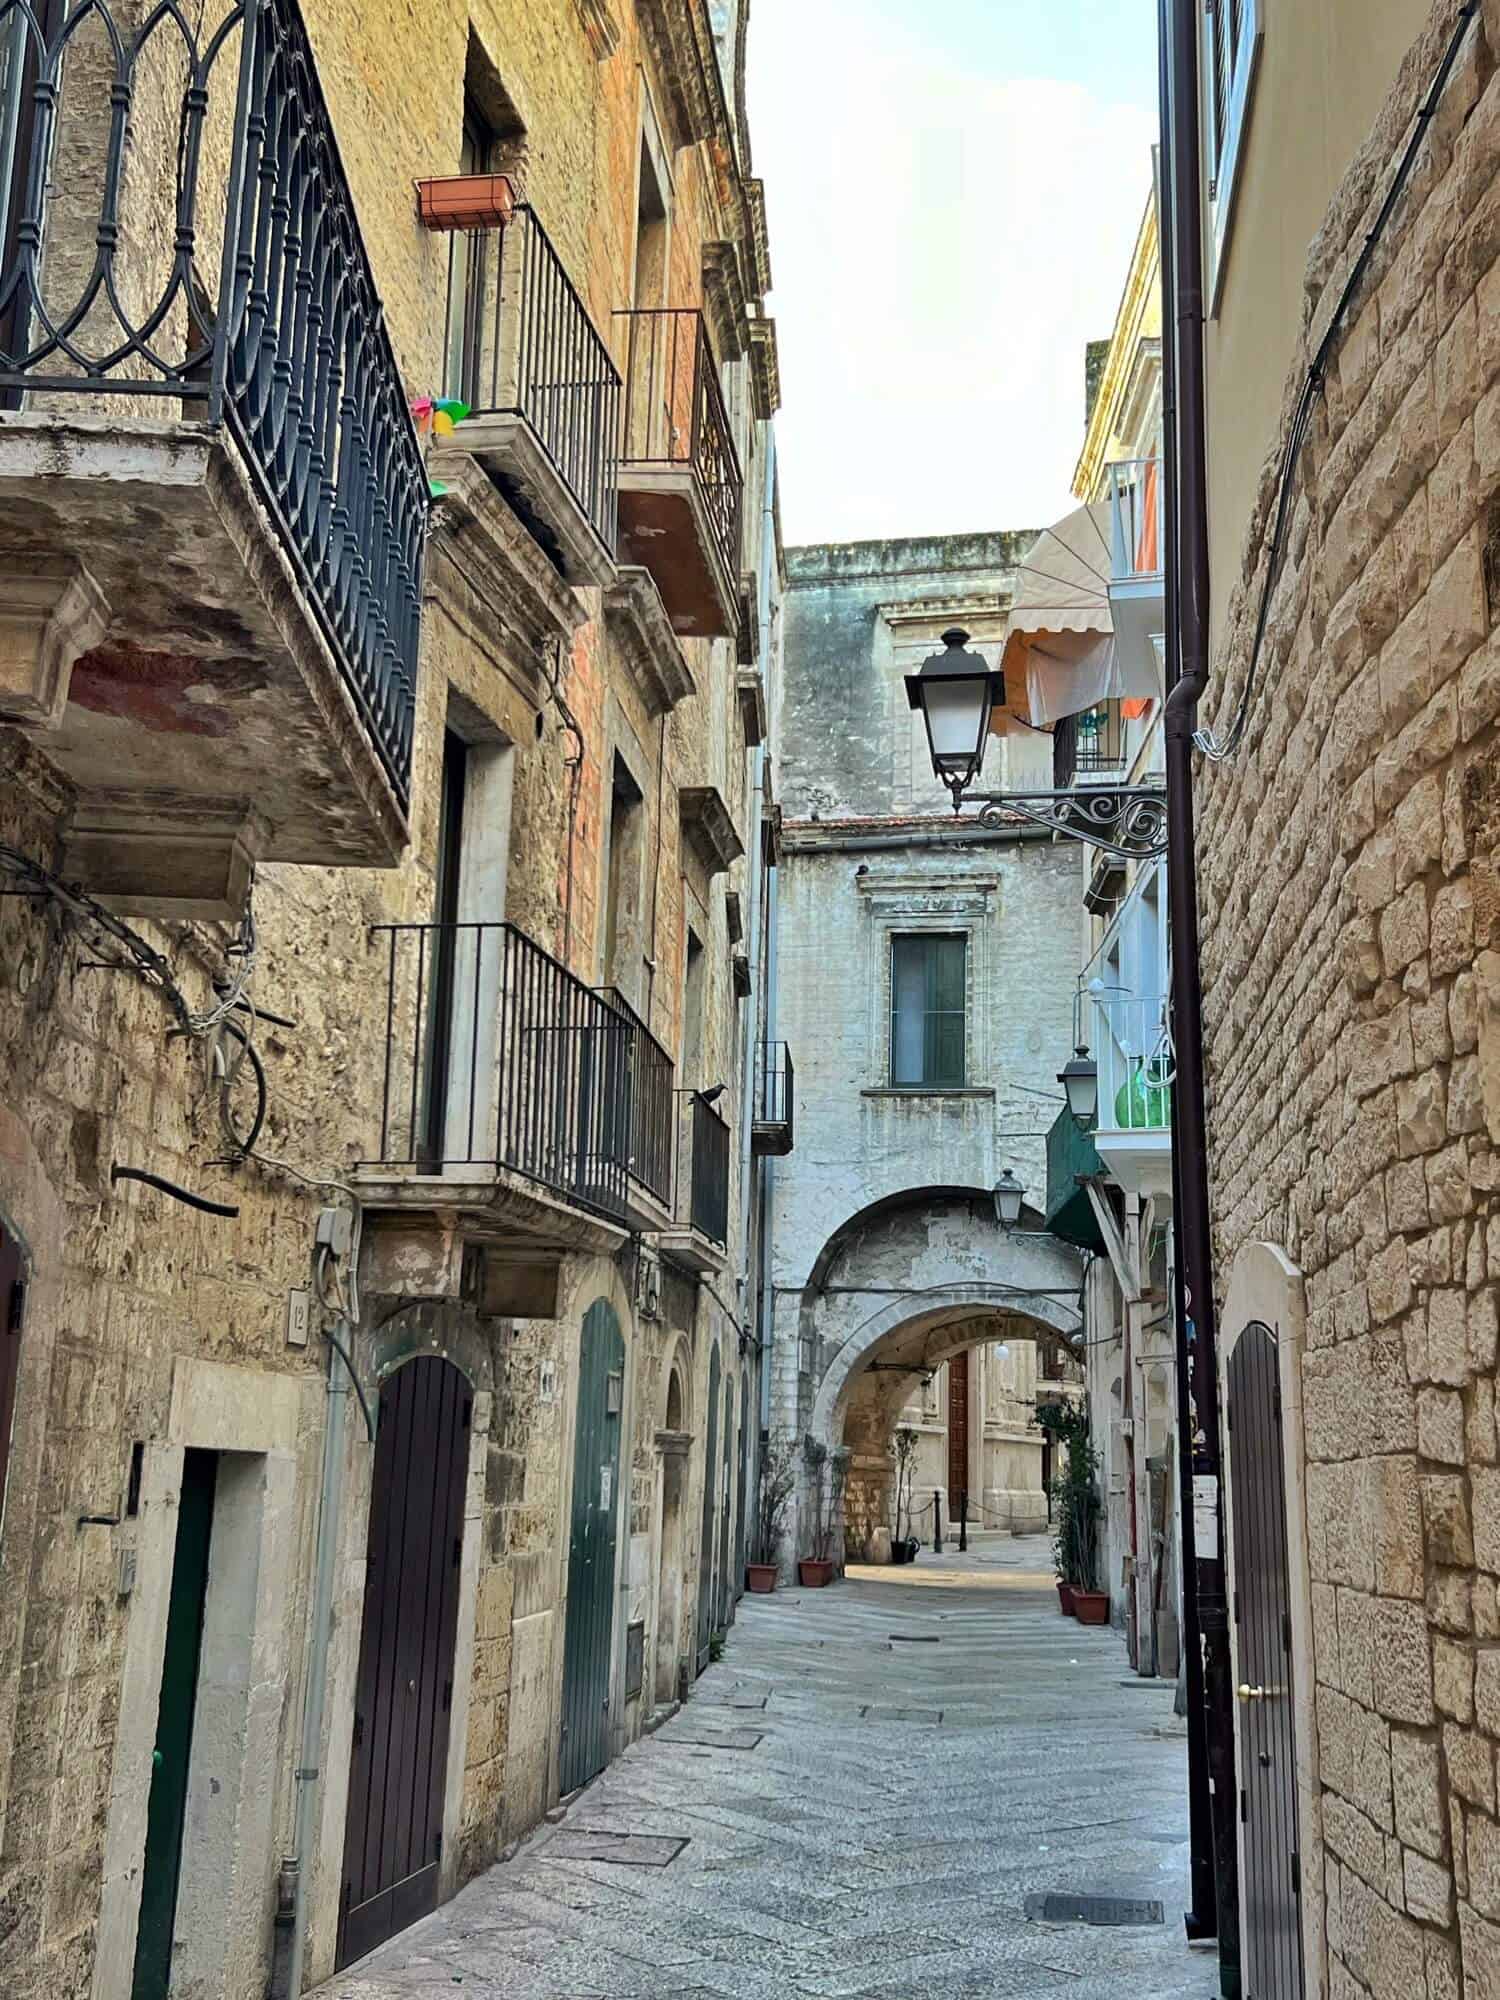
[746,1437,796,1593]
[1037,1402,1080,1614]
[798,1438,849,1586]
[889,1425,920,1564]
[1040,1402,1107,1622]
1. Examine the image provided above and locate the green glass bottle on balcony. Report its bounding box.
[1115,1058,1172,1130]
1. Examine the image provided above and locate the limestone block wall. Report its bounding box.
[1194,4,1500,1988]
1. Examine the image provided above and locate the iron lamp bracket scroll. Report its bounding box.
[971,788,1169,860]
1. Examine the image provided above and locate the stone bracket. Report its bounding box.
[0,560,110,728]
[973,787,1169,860]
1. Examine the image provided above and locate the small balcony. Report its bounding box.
[1052,702,1127,789]
[614,308,743,639]
[1105,459,1165,697]
[659,1091,731,1275]
[1090,992,1174,1203]
[359,921,675,1251]
[752,1042,794,1156]
[0,0,426,915]
[459,202,620,586]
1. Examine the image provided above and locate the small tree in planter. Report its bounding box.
[747,1437,796,1593]
[799,1438,851,1586]
[890,1425,920,1564]
[1038,1402,1105,1620]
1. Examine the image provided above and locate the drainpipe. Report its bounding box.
[273,1322,351,2000]
[1160,0,1239,1986]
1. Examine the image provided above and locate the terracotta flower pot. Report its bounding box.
[798,1559,835,1588]
[1057,1582,1076,1616]
[416,173,516,231]
[745,1563,778,1594]
[1072,1589,1109,1625]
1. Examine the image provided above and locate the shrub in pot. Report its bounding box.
[1038,1401,1105,1622]
[798,1437,848,1586]
[746,1437,796,1593]
[888,1425,920,1566]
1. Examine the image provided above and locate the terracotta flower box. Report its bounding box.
[1072,1589,1109,1625]
[1057,1582,1076,1616]
[416,173,516,232]
[745,1563,778,1594]
[798,1558,835,1588]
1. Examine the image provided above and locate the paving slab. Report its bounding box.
[314,1538,1219,2000]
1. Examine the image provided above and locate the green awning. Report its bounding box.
[1043,1104,1106,1252]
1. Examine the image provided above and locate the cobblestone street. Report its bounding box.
[318,1539,1218,2000]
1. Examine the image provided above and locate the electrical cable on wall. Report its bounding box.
[1195,0,1481,764]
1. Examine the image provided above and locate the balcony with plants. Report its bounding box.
[613,306,743,639]
[0,0,427,915]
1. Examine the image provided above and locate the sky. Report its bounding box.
[745,0,1160,547]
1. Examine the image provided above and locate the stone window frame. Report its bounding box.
[856,874,999,1098]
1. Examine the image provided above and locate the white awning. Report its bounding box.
[1001,503,1158,724]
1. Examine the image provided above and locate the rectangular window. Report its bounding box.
[890,934,966,1088]
[443,110,494,406]
[1203,0,1262,300]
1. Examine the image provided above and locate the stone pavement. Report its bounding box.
[317,1537,1220,2000]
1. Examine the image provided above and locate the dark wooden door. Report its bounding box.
[715,1370,733,1629]
[1228,1321,1303,2000]
[0,1221,23,1520]
[948,1349,970,1518]
[733,1370,750,1600]
[560,1300,624,1794]
[696,1342,720,1674]
[133,1449,217,1998]
[339,1358,470,1969]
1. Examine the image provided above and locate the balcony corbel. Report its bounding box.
[679,785,745,878]
[602,567,697,716]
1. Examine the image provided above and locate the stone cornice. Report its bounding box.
[636,0,724,151]
[573,0,620,58]
[742,179,772,301]
[747,316,780,419]
[0,722,73,818]
[701,240,748,362]
[425,446,584,676]
[678,784,745,875]
[601,566,697,716]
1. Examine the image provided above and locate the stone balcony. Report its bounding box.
[0,0,426,917]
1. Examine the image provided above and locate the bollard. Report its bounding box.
[959,1488,968,1553]
[933,1489,943,1554]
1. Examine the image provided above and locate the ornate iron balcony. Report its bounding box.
[0,0,426,809]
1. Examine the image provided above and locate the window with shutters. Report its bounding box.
[890,933,967,1089]
[1203,0,1262,304]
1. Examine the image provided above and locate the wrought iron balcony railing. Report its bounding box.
[366,922,676,1223]
[0,0,426,802]
[1090,993,1174,1136]
[1106,458,1163,586]
[681,1091,731,1247]
[752,1041,794,1155]
[615,306,743,595]
[465,202,620,568]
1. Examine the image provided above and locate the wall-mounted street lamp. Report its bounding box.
[1057,1046,1099,1125]
[904,635,1168,859]
[903,628,1005,809]
[992,1169,1026,1230]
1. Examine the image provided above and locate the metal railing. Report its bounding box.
[0,0,426,804]
[1106,458,1163,585]
[754,1042,794,1129]
[682,1092,731,1246]
[470,202,620,559]
[367,922,676,1222]
[595,987,674,1207]
[615,306,743,588]
[1090,993,1173,1135]
[1074,702,1126,772]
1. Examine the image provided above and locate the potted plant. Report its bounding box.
[1039,1403,1104,1619]
[798,1438,848,1586]
[889,1426,920,1564]
[746,1437,796,1592]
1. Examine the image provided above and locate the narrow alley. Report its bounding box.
[317,1542,1215,2000]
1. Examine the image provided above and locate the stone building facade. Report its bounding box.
[0,2,783,1995]
[1185,0,1500,1992]
[767,535,1086,1565]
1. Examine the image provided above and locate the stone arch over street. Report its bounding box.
[773,1186,1085,1563]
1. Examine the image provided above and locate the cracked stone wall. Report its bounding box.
[1195,5,1500,1991]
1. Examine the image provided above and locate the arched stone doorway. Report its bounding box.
[654,1347,691,1705]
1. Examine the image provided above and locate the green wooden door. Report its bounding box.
[560,1300,624,1794]
[132,1449,217,1999]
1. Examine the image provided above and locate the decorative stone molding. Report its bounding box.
[0,561,110,729]
[747,316,780,419]
[635,0,723,151]
[742,179,773,300]
[425,446,585,682]
[573,0,620,58]
[724,890,744,943]
[678,783,745,876]
[700,240,748,361]
[63,794,266,921]
[602,565,697,716]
